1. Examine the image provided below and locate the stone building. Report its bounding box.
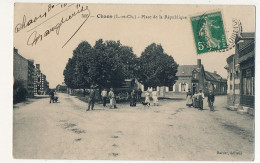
[139,59,227,96]
[34,64,49,95]
[225,32,255,110]
[204,71,227,95]
[13,48,35,97]
[174,64,199,93]
[172,59,227,95]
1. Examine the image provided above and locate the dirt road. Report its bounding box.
[13,93,254,161]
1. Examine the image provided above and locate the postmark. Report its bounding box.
[190,11,228,54]
[218,18,242,52]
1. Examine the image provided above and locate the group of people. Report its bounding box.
[87,87,160,111]
[143,88,159,106]
[48,90,58,103]
[186,89,215,111]
[87,87,117,111]
[129,88,142,107]
[129,88,159,107]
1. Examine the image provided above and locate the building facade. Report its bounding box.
[171,59,227,95]
[225,32,255,108]
[13,48,35,97]
[174,64,199,93]
[140,59,227,96]
[34,64,50,95]
[204,71,227,95]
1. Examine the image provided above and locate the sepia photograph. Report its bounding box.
[12,3,255,161]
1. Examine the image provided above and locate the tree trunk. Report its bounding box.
[83,88,86,97]
[98,87,102,101]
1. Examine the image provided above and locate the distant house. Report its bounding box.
[174,64,199,93]
[13,48,35,97]
[56,82,68,93]
[139,59,227,96]
[172,59,227,95]
[34,64,49,95]
[204,71,227,95]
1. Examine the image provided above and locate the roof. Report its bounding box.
[205,71,226,82]
[14,49,28,62]
[176,65,198,77]
[241,32,255,39]
[226,54,234,64]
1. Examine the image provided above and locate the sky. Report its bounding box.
[13,4,255,88]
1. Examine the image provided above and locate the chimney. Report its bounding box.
[13,47,18,53]
[36,64,40,70]
[28,59,34,64]
[197,59,201,67]
[214,71,217,74]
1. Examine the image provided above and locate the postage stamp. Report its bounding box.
[190,11,228,54]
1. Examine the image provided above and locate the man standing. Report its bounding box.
[101,88,108,107]
[208,90,215,111]
[108,88,117,109]
[198,89,205,110]
[87,87,96,111]
[49,90,54,103]
[130,89,137,107]
[137,88,142,102]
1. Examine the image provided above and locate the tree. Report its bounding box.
[117,45,139,79]
[63,58,76,89]
[138,43,178,89]
[63,41,93,96]
[63,39,138,96]
[90,39,138,88]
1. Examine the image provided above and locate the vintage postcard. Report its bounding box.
[13,3,255,161]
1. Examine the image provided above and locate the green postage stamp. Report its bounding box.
[190,11,228,54]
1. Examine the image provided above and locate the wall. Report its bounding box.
[227,94,240,106]
[27,61,35,97]
[13,52,28,89]
[173,76,192,92]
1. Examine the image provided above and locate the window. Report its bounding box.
[181,83,186,92]
[242,68,254,96]
[193,73,197,79]
[38,77,40,82]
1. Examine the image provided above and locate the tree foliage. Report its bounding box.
[63,41,178,93]
[63,40,138,90]
[63,41,92,89]
[137,43,178,88]
[91,39,138,88]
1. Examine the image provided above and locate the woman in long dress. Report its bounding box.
[152,89,159,106]
[145,90,150,104]
[186,89,193,107]
[192,90,199,108]
[108,88,117,109]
